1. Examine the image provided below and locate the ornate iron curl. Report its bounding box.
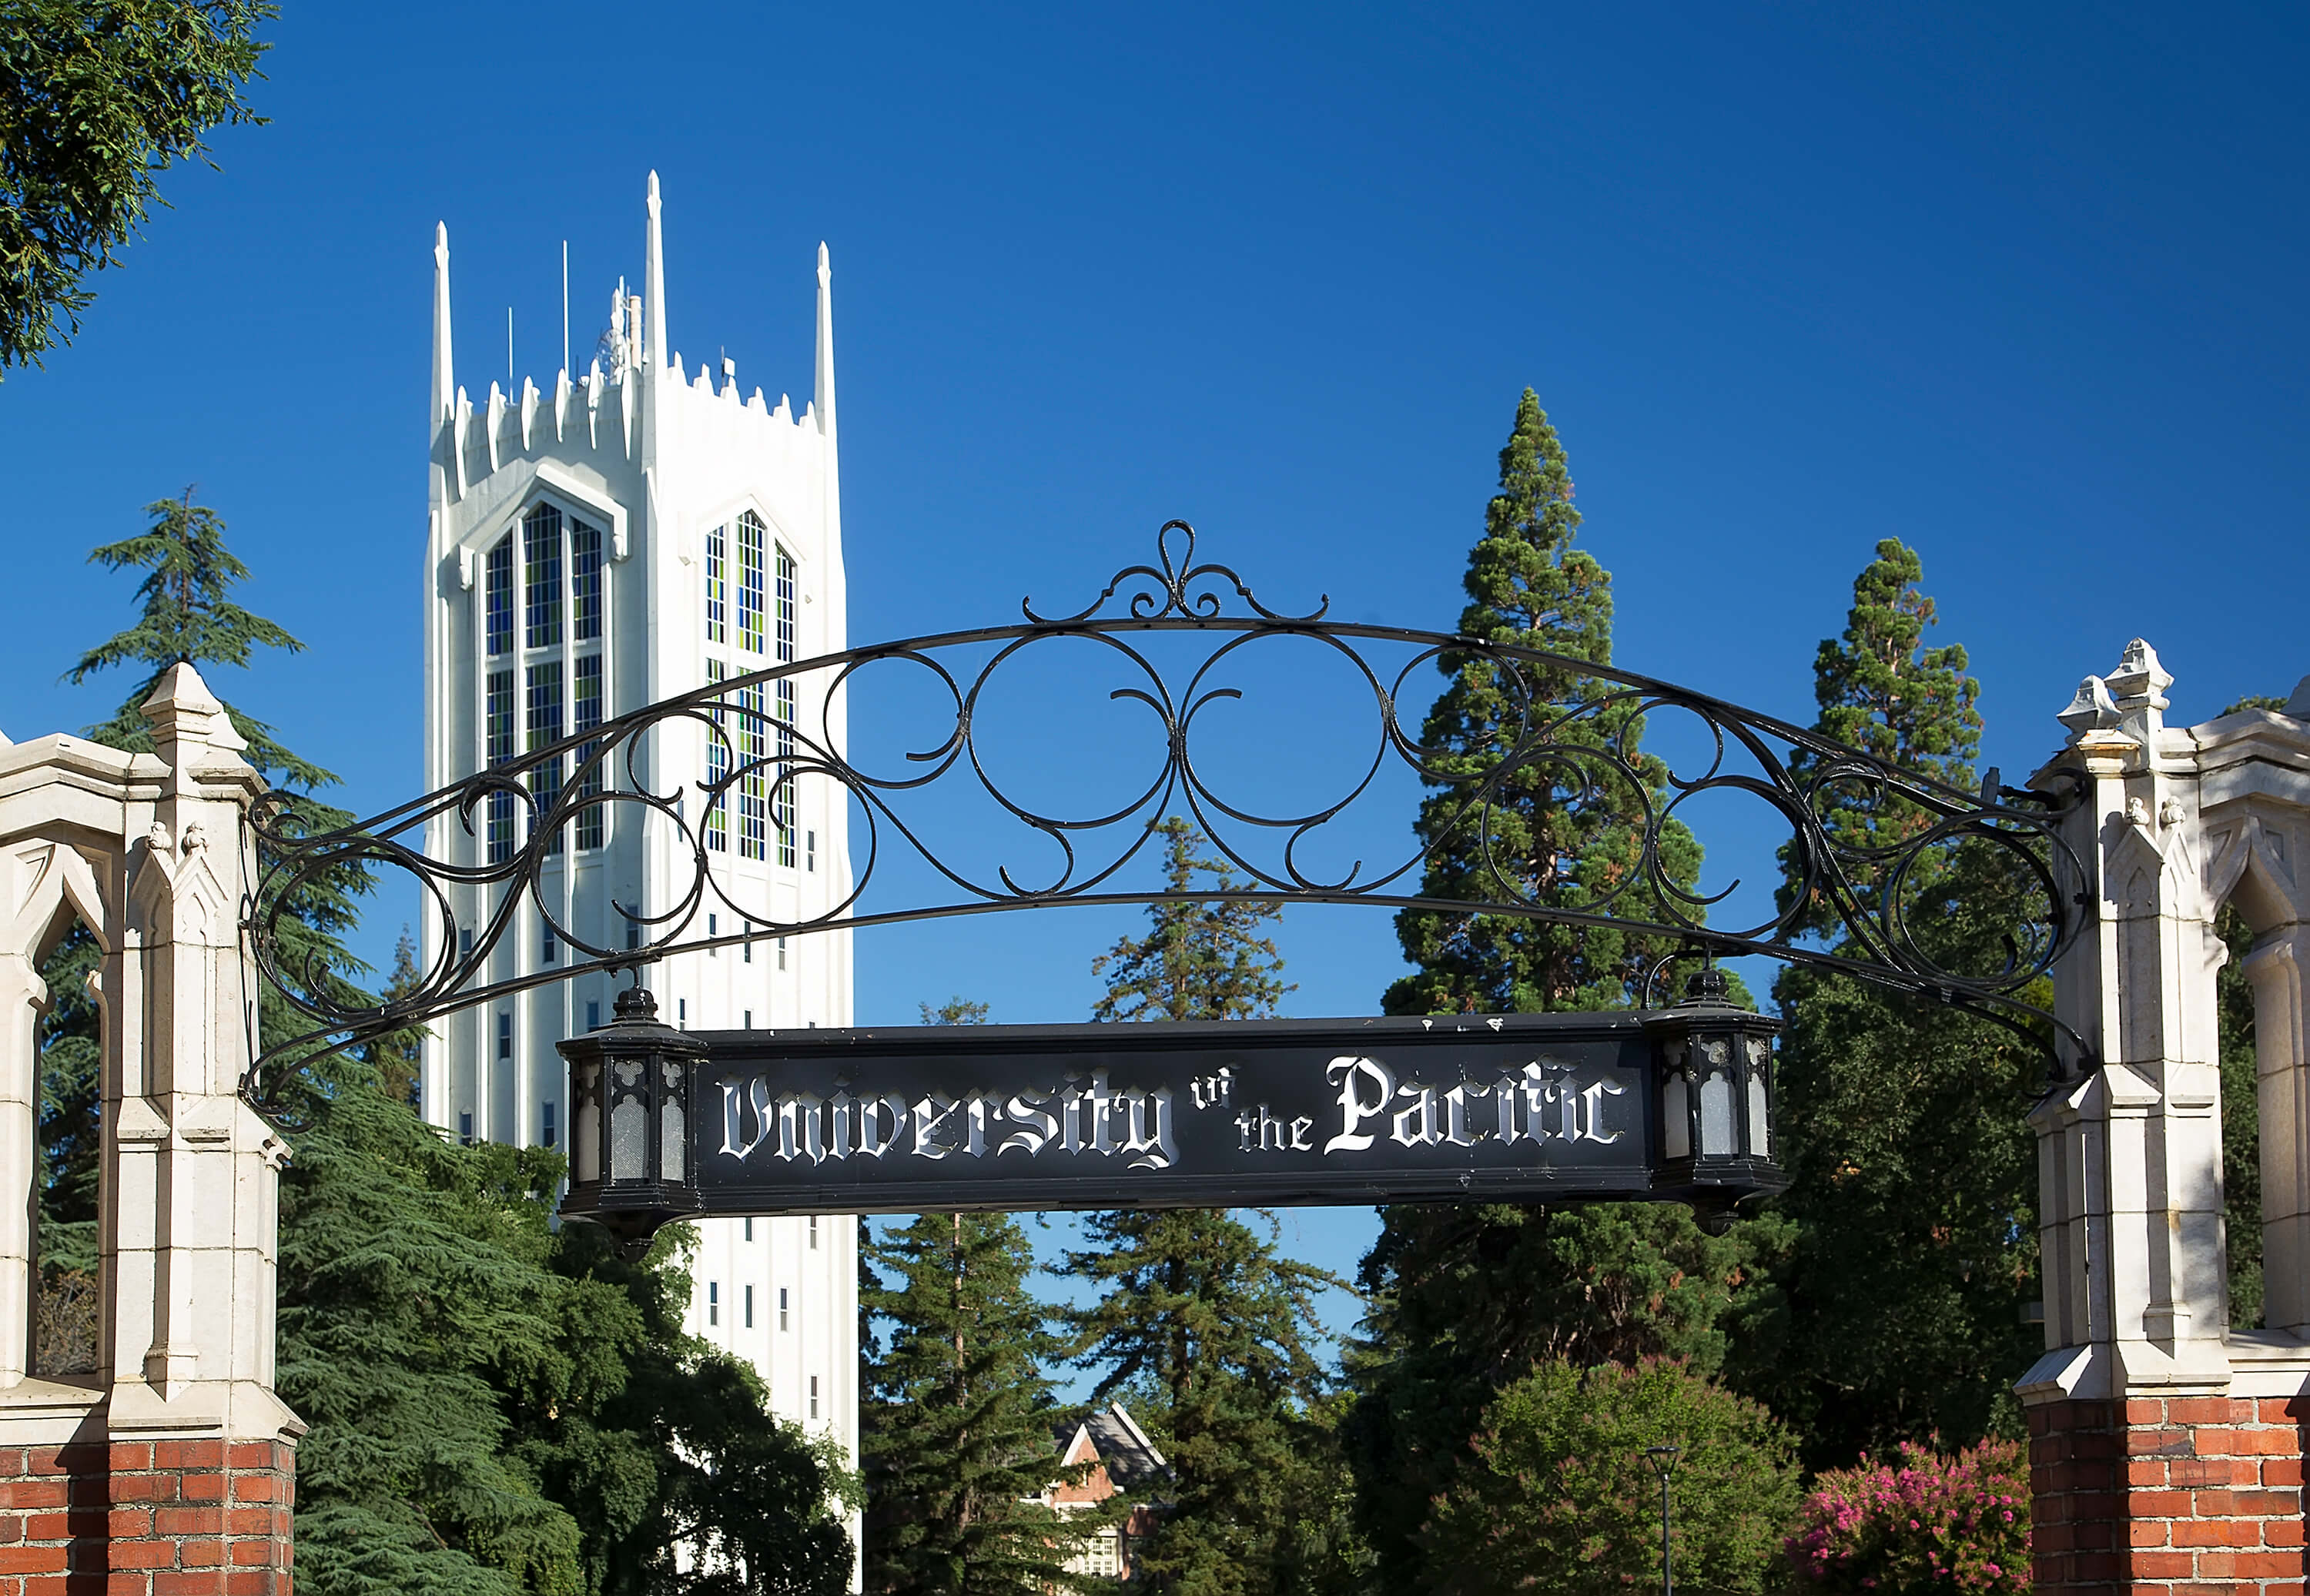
[240,521,2091,1117]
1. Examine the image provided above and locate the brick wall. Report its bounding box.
[2031,1394,2307,1596]
[0,1437,293,1595]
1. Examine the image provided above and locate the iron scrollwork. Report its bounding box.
[243,520,2088,1109]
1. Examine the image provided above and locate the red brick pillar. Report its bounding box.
[2030,1393,2307,1595]
[0,1435,295,1595]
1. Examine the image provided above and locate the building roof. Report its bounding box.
[1060,1403,1170,1495]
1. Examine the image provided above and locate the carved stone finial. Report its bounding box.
[2107,638,2173,713]
[2058,675,2122,737]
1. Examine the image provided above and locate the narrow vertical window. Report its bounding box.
[458,1111,474,1146]
[527,661,564,854]
[586,999,600,1031]
[777,935,787,971]
[744,1217,753,1243]
[808,1215,819,1250]
[737,512,767,653]
[744,1284,755,1328]
[743,1009,752,1029]
[807,829,817,872]
[704,660,728,852]
[524,503,564,647]
[484,537,514,657]
[541,920,557,962]
[460,928,474,959]
[574,654,604,849]
[496,1012,512,1060]
[808,1374,819,1419]
[705,522,728,644]
[486,670,515,862]
[708,1282,719,1327]
[678,999,687,1026]
[739,678,768,860]
[778,1287,789,1331]
[541,1099,557,1148]
[571,518,602,641]
[775,678,797,868]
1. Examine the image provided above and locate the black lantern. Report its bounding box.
[1644,967,1785,1212]
[558,985,704,1253]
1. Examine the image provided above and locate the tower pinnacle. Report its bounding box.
[644,171,668,371]
[814,242,835,438]
[432,223,454,430]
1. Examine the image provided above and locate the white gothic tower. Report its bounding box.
[419,174,857,1481]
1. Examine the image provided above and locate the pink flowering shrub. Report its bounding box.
[1783,1439,2029,1595]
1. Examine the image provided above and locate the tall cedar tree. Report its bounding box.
[2,1,273,369]
[1348,393,1731,1584]
[1063,819,1341,1596]
[862,998,1086,1596]
[1736,540,2044,1467]
[862,1212,1084,1595]
[55,496,857,1594]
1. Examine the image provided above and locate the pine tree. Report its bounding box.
[1348,393,1729,1584]
[1063,821,1337,1595]
[861,1211,1082,1595]
[1732,540,2041,1467]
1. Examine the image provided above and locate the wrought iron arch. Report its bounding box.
[241,521,2089,1114]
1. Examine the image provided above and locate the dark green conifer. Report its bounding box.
[1063,821,1337,1595]
[1736,540,2041,1466]
[1348,395,1730,1581]
[861,1211,1082,1595]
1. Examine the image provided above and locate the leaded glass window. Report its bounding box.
[739,678,767,860]
[486,669,514,862]
[775,544,795,661]
[571,518,602,642]
[737,510,766,653]
[574,654,604,850]
[485,537,514,657]
[775,678,796,868]
[705,660,728,853]
[527,661,564,855]
[524,504,564,649]
[705,522,728,644]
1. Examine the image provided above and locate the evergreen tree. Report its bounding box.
[1063,821,1337,1595]
[1348,393,1727,1584]
[1091,819,1292,1023]
[1383,389,1702,1017]
[1734,540,2041,1467]
[861,1211,1083,1595]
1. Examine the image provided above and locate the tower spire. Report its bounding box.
[432,222,454,431]
[813,241,835,438]
[644,171,667,370]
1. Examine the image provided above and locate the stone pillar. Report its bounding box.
[2025,641,2310,1596]
[0,664,298,1594]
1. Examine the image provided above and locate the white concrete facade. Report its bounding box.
[419,175,857,1473]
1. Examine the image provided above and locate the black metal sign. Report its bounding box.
[546,981,1791,1246]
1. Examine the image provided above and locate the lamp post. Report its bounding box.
[557,984,705,1255]
[1645,1445,1680,1596]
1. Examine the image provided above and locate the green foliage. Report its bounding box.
[1069,832,1338,1594]
[1777,538,1982,938]
[1345,1202,1775,1581]
[1060,1209,1338,1596]
[366,926,426,1108]
[919,997,990,1026]
[1092,818,1293,1023]
[1745,544,2041,1469]
[1416,1357,1799,1596]
[1384,389,1702,1018]
[2219,907,2263,1328]
[862,1211,1085,1596]
[0,1,272,369]
[1784,1440,2030,1596]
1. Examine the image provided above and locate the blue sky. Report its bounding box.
[4,2,2305,1325]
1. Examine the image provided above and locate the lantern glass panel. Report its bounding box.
[662,1061,686,1180]
[1747,1072,1771,1159]
[1700,1068,1736,1153]
[572,1061,602,1183]
[611,1097,647,1180]
[1662,1072,1690,1159]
